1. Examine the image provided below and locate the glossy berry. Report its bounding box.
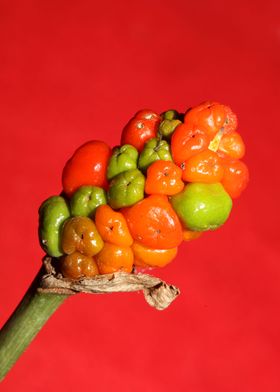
[132,242,178,268]
[182,150,224,183]
[218,132,245,160]
[60,252,99,279]
[62,140,111,197]
[184,101,237,138]
[121,116,159,152]
[171,123,209,165]
[135,109,161,124]
[95,243,134,274]
[122,194,183,249]
[221,158,249,198]
[61,216,104,256]
[145,160,184,195]
[171,183,232,232]
[95,205,133,247]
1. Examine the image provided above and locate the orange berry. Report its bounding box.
[182,150,224,183]
[218,132,245,160]
[171,123,209,165]
[95,243,134,274]
[221,158,249,199]
[95,205,133,247]
[122,195,183,249]
[132,242,177,268]
[184,101,237,138]
[145,160,184,196]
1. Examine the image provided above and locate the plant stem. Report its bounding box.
[0,269,68,381]
[0,259,179,380]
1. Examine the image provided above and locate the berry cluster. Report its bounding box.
[39,102,249,278]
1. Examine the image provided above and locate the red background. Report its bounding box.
[1,1,280,391]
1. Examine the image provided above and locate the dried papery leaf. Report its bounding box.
[38,257,180,310]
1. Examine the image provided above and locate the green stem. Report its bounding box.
[0,268,68,381]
